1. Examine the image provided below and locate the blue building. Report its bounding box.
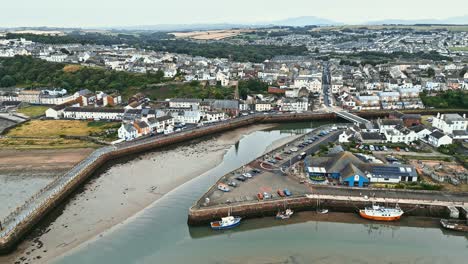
[305,151,417,187]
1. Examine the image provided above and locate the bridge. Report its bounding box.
[334,110,372,128]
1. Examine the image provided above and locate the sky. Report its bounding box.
[1,0,467,28]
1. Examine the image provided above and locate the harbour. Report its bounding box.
[51,120,467,264]
[1,119,467,263]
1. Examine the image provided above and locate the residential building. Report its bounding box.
[428,130,453,147]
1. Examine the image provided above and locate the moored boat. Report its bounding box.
[359,204,403,221]
[440,219,468,232]
[210,216,242,230]
[276,209,294,220]
[318,209,329,214]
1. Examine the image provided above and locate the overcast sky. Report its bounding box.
[1,0,467,28]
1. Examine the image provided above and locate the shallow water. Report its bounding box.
[55,122,468,264]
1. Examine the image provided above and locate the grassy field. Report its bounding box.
[16,105,49,118]
[449,46,468,51]
[7,120,119,137]
[4,120,119,149]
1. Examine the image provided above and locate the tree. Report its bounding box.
[460,67,467,78]
[0,75,16,87]
[426,67,435,77]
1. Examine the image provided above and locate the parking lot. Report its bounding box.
[204,127,343,207]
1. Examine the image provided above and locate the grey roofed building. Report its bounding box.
[63,107,125,113]
[453,130,468,137]
[380,119,404,126]
[212,99,239,110]
[408,124,427,133]
[156,115,173,122]
[171,98,202,103]
[305,151,418,182]
[361,132,385,141]
[402,114,422,120]
[443,113,466,124]
[136,121,149,128]
[430,130,446,139]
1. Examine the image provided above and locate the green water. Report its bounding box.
[54,122,468,264]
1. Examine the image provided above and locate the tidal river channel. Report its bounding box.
[47,122,467,263]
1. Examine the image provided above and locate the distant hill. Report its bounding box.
[109,16,342,31]
[367,15,468,25]
[269,16,342,26]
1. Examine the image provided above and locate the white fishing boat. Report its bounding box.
[276,209,294,220]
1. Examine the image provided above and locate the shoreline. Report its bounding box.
[1,123,278,264]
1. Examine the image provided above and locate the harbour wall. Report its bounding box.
[187,195,459,226]
[0,109,466,253]
[0,112,337,253]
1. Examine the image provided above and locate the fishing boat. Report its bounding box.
[210,216,242,230]
[276,209,294,220]
[440,219,468,232]
[318,209,329,214]
[359,204,403,221]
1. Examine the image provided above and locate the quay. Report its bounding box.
[0,109,467,253]
[187,112,468,225]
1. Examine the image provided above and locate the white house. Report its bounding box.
[338,130,354,143]
[432,113,468,134]
[169,98,202,109]
[118,123,138,140]
[204,111,226,123]
[62,107,125,120]
[279,98,308,112]
[408,125,432,140]
[427,130,453,147]
[254,101,272,112]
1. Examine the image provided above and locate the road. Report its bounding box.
[321,62,332,108]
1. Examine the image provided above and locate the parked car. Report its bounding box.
[404,147,410,152]
[227,181,237,187]
[263,192,271,199]
[257,193,264,200]
[252,168,262,174]
[277,189,285,197]
[283,189,292,196]
[236,175,246,182]
[243,173,252,178]
[275,156,283,160]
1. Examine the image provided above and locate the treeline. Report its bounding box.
[420,90,468,109]
[0,56,165,92]
[5,32,174,46]
[6,32,309,63]
[338,51,452,66]
[149,40,308,63]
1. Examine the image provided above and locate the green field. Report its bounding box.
[449,46,468,51]
[16,105,49,117]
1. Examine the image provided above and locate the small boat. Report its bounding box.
[318,209,329,214]
[210,216,242,230]
[440,219,468,232]
[359,204,403,221]
[217,183,230,192]
[276,209,294,220]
